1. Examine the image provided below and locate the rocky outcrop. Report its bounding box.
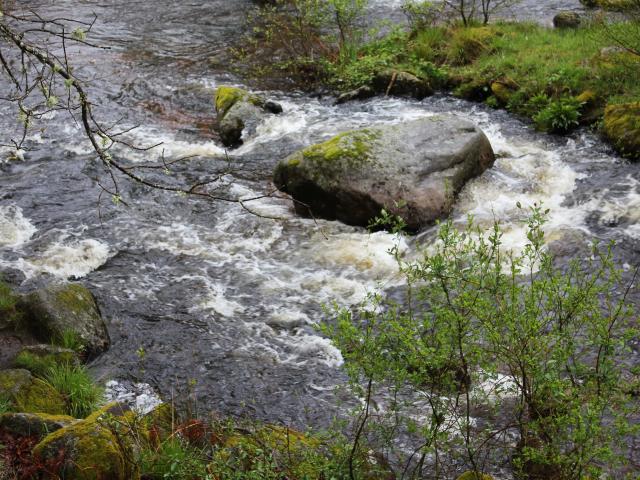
[33,403,140,480]
[13,344,81,376]
[214,86,283,147]
[553,11,581,28]
[274,115,495,231]
[20,283,109,358]
[603,102,640,160]
[0,369,66,415]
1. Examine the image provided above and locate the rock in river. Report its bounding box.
[214,86,282,148]
[273,115,495,231]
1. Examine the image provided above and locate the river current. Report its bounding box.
[0,0,639,447]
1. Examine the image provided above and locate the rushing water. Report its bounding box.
[0,0,639,443]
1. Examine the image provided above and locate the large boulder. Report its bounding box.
[20,283,109,358]
[214,86,282,148]
[0,369,66,415]
[34,403,140,480]
[603,102,640,160]
[273,115,495,231]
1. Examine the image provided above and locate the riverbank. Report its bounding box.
[240,3,640,159]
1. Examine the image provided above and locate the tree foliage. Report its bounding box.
[324,205,639,479]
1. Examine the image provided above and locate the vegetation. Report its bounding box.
[42,363,103,419]
[323,206,639,478]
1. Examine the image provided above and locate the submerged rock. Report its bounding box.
[214,86,283,148]
[20,283,110,358]
[274,115,495,231]
[0,369,66,415]
[603,102,640,160]
[335,86,375,104]
[33,403,140,480]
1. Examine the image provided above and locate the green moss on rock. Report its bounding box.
[14,346,79,377]
[456,472,494,480]
[34,403,140,480]
[603,102,640,160]
[0,412,77,438]
[300,129,379,165]
[215,86,247,118]
[0,369,66,415]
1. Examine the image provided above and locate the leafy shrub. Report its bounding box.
[534,96,583,133]
[324,205,638,479]
[402,0,443,31]
[44,364,103,418]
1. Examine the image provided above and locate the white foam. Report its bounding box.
[17,238,110,279]
[0,205,37,247]
[199,283,245,317]
[104,380,163,415]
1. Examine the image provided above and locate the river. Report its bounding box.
[0,0,639,459]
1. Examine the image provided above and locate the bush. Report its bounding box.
[44,363,103,418]
[324,205,638,478]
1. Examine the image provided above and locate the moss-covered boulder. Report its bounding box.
[274,115,495,231]
[576,90,603,125]
[13,344,80,376]
[0,369,66,414]
[20,283,109,358]
[0,280,22,331]
[214,86,282,148]
[553,11,581,29]
[34,403,140,480]
[372,70,433,99]
[0,412,77,438]
[603,102,640,160]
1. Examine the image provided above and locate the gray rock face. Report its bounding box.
[274,115,495,231]
[372,70,433,99]
[0,412,78,438]
[214,86,282,148]
[20,283,109,358]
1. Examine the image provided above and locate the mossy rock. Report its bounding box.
[372,70,433,99]
[14,344,80,377]
[214,85,282,148]
[553,12,581,29]
[0,369,66,415]
[490,78,519,105]
[0,281,22,331]
[457,472,494,480]
[603,102,640,160]
[20,283,109,358]
[0,412,77,438]
[274,115,495,231]
[576,90,603,125]
[34,403,140,480]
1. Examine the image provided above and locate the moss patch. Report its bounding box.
[603,102,640,159]
[457,472,494,480]
[14,378,66,415]
[300,129,379,165]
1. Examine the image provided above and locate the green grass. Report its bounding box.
[44,364,103,418]
[332,21,640,135]
[53,329,85,353]
[140,437,211,480]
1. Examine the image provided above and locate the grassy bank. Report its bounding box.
[333,21,640,145]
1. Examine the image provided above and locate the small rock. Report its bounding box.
[335,86,375,104]
[214,86,282,148]
[553,11,581,28]
[490,78,519,105]
[372,70,433,99]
